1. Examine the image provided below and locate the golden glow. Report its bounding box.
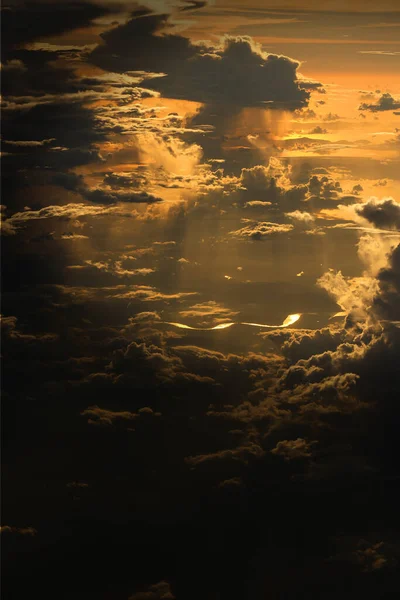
[242,313,301,328]
[163,322,236,330]
[164,314,301,331]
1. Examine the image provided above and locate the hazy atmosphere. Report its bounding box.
[2,1,400,598]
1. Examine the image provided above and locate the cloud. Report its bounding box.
[318,271,378,322]
[4,203,139,230]
[185,442,265,466]
[179,301,238,325]
[358,51,400,56]
[2,2,110,53]
[4,3,400,596]
[271,438,317,460]
[285,210,315,223]
[128,581,175,600]
[373,243,400,320]
[359,93,400,112]
[280,327,344,363]
[230,221,294,240]
[89,11,316,110]
[83,189,163,205]
[0,526,37,536]
[111,285,198,302]
[355,197,400,230]
[309,126,328,134]
[81,405,138,427]
[81,405,161,427]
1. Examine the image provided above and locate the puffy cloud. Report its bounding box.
[280,327,344,363]
[309,126,328,134]
[285,210,315,224]
[355,197,400,230]
[373,243,400,320]
[82,260,155,278]
[230,221,294,240]
[89,12,315,110]
[359,93,400,113]
[307,174,342,200]
[318,271,378,322]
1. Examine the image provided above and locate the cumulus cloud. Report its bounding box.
[373,243,400,320]
[359,93,400,113]
[318,271,378,322]
[89,11,316,110]
[355,197,400,230]
[285,210,315,224]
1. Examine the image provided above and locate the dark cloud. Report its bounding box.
[89,11,315,109]
[89,10,196,74]
[373,243,400,320]
[1,49,81,97]
[355,198,400,230]
[1,1,110,54]
[359,93,400,112]
[83,189,163,205]
[271,438,317,460]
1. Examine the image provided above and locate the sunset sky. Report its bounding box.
[2,1,400,598]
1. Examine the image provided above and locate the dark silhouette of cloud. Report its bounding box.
[89,11,315,109]
[359,93,400,112]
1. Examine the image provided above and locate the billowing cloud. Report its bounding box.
[355,197,400,230]
[89,11,316,109]
[359,93,400,113]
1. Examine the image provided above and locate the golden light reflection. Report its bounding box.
[242,313,301,328]
[163,313,301,331]
[163,322,236,330]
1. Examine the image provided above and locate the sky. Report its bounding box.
[2,1,400,598]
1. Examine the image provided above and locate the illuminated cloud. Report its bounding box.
[285,210,315,223]
[4,203,139,229]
